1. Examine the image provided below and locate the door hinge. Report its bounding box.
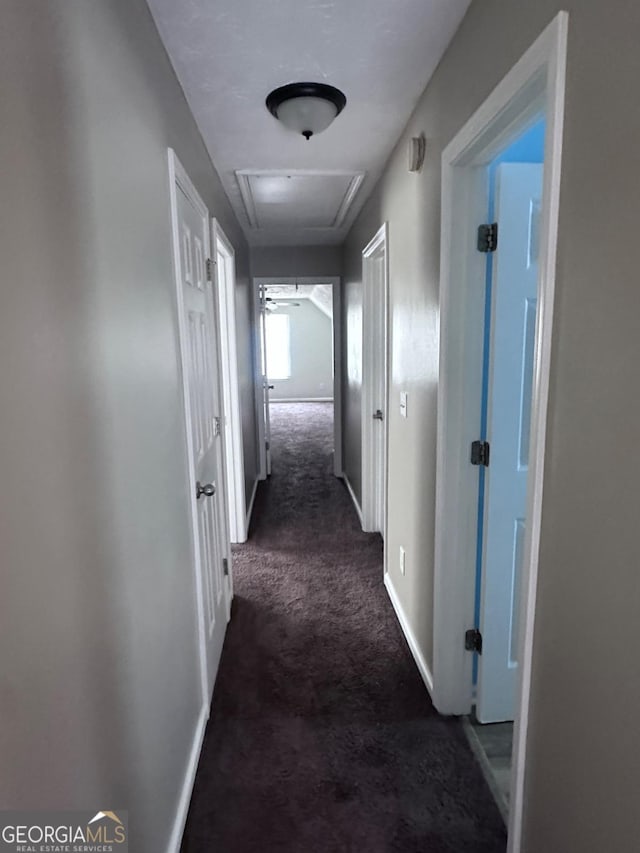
[213,415,221,436]
[222,557,229,577]
[206,257,214,281]
[470,440,490,467]
[477,222,498,253]
[265,440,270,451]
[465,628,483,654]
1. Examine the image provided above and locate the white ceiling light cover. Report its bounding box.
[276,97,338,137]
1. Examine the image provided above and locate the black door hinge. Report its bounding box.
[206,257,214,281]
[223,557,229,577]
[465,628,483,654]
[470,440,490,467]
[477,222,498,253]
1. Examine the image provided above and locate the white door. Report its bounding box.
[175,178,230,702]
[362,225,388,536]
[213,223,247,544]
[258,285,272,475]
[477,163,543,723]
[371,254,387,535]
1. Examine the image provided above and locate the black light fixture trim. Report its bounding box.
[266,82,347,139]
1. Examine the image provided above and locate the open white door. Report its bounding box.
[477,163,543,723]
[362,224,388,535]
[169,152,231,704]
[259,285,272,476]
[212,221,246,543]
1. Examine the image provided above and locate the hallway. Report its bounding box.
[182,403,506,852]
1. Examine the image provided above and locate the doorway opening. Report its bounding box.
[463,117,546,821]
[253,277,342,482]
[432,14,567,853]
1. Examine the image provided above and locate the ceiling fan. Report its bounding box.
[265,296,301,311]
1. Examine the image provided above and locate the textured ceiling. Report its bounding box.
[147,0,472,246]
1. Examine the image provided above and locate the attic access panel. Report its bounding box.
[235,170,364,231]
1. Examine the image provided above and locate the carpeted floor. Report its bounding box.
[181,402,507,853]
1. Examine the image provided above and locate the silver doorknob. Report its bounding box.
[373,409,384,420]
[196,481,216,499]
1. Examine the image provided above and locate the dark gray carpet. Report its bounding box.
[181,402,506,853]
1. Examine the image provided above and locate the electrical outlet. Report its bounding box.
[399,546,406,576]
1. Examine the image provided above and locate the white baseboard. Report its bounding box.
[166,702,208,853]
[384,574,434,696]
[343,473,363,527]
[245,477,259,536]
[270,397,333,403]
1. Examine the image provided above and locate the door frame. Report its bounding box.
[253,276,343,478]
[361,223,389,535]
[431,13,567,853]
[212,220,247,544]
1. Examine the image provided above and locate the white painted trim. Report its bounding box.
[165,703,208,853]
[384,574,434,695]
[361,224,389,534]
[270,397,333,403]
[332,173,366,228]
[343,472,363,527]
[212,219,247,544]
[245,477,259,534]
[253,277,343,477]
[508,16,568,853]
[167,149,211,707]
[331,278,344,477]
[235,170,364,231]
[431,14,568,853]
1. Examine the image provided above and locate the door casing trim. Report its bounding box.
[432,13,568,853]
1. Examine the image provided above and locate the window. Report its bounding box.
[265,313,291,380]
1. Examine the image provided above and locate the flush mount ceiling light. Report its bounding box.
[265,82,347,140]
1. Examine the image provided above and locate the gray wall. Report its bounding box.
[342,2,640,851]
[251,244,342,278]
[268,301,333,400]
[0,2,256,851]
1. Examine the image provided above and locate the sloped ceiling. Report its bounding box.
[265,283,333,318]
[147,0,472,246]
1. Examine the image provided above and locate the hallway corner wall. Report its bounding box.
[0,1,256,851]
[341,2,640,852]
